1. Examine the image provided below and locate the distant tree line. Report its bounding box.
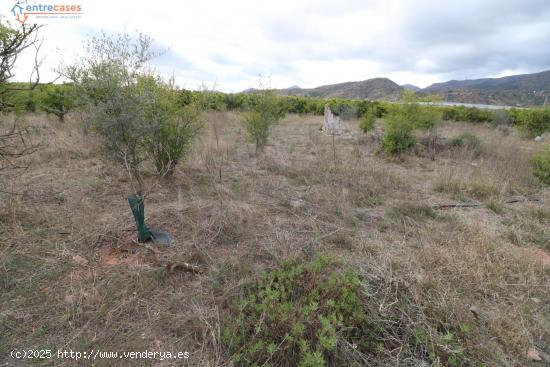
[2,81,549,137]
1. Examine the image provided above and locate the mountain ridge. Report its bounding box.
[423,70,550,93]
[273,77,403,101]
[243,69,550,106]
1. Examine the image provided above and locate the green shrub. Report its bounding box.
[175,88,194,107]
[510,108,550,137]
[448,133,484,157]
[150,103,202,176]
[66,32,202,186]
[407,105,441,131]
[40,84,76,121]
[0,84,42,114]
[358,108,376,133]
[441,106,494,123]
[380,115,416,155]
[396,91,441,131]
[242,90,284,154]
[379,93,442,156]
[24,90,38,112]
[222,256,377,367]
[372,102,388,118]
[531,145,550,185]
[200,91,227,111]
[222,256,469,366]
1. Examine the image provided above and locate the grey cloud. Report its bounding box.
[258,0,550,83]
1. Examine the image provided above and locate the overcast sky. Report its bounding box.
[3,0,550,91]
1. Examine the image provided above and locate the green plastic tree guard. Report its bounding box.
[128,193,152,243]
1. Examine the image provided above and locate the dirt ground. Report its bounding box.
[1,111,549,366]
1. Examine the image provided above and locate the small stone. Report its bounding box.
[527,346,542,361]
[534,136,542,142]
[290,199,305,209]
[72,255,88,266]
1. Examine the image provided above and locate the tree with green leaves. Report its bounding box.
[66,32,201,187]
[243,89,284,155]
[65,31,202,242]
[41,84,76,121]
[380,90,441,156]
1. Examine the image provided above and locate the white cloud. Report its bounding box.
[3,0,550,91]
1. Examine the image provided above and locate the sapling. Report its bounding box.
[65,31,201,243]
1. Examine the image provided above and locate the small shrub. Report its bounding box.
[372,102,388,118]
[531,145,550,185]
[358,108,376,133]
[175,88,194,107]
[380,115,416,155]
[243,90,284,154]
[150,104,202,175]
[380,93,442,156]
[448,133,484,157]
[222,256,376,366]
[399,91,442,131]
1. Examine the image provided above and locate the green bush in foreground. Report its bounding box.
[531,145,550,185]
[222,256,470,366]
[222,256,376,366]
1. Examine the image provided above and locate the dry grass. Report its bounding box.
[1,112,549,366]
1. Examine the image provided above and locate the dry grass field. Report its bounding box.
[1,112,549,366]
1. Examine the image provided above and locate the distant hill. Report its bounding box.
[275,78,403,101]
[241,70,550,106]
[402,84,421,91]
[424,70,550,92]
[421,70,550,106]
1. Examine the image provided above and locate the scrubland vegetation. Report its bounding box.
[1,25,550,366]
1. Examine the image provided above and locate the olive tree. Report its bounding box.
[65,31,201,242]
[67,32,201,186]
